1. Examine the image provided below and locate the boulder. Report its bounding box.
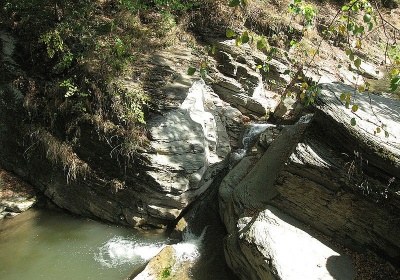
[219,82,400,279]
[131,245,192,280]
[0,168,37,219]
[227,205,356,280]
[141,80,231,222]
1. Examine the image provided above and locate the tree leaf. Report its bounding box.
[226,29,236,38]
[339,25,346,35]
[340,93,346,101]
[354,58,361,68]
[390,76,400,91]
[390,68,399,76]
[187,67,196,75]
[368,22,373,31]
[229,0,240,7]
[342,5,350,11]
[200,68,206,78]
[363,14,371,23]
[351,104,359,112]
[355,39,362,49]
[257,38,266,50]
[385,131,389,138]
[242,31,250,44]
[350,118,356,126]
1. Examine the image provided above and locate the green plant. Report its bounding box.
[110,82,149,127]
[38,29,66,59]
[119,0,200,12]
[288,0,317,27]
[160,265,172,278]
[60,79,78,98]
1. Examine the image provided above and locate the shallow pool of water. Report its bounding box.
[0,208,168,280]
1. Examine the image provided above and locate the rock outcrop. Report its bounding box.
[2,23,399,279]
[131,245,192,280]
[140,80,230,222]
[209,40,283,120]
[0,32,240,228]
[0,169,37,219]
[219,81,400,279]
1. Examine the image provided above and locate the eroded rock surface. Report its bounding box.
[0,32,240,227]
[219,82,400,279]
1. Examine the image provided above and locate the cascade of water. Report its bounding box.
[230,123,275,168]
[172,227,207,263]
[94,227,207,269]
[94,236,166,268]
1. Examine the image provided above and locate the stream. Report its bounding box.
[0,205,236,280]
[0,121,269,279]
[0,208,170,280]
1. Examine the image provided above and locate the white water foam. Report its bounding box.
[173,227,207,263]
[230,123,275,168]
[94,228,207,269]
[242,123,274,150]
[94,236,165,268]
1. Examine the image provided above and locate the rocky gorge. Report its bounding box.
[1,1,400,279]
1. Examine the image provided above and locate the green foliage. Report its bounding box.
[187,67,196,75]
[160,265,172,278]
[228,0,247,8]
[390,74,400,91]
[60,79,79,98]
[119,0,200,12]
[388,47,400,92]
[288,0,317,27]
[38,29,75,73]
[110,82,149,126]
[38,30,65,59]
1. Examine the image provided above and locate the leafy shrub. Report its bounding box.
[119,0,201,12]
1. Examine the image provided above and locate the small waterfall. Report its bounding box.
[94,236,166,268]
[173,227,207,263]
[230,123,275,168]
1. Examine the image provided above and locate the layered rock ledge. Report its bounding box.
[219,82,400,279]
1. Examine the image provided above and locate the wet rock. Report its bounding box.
[0,168,37,219]
[258,125,282,150]
[131,246,192,280]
